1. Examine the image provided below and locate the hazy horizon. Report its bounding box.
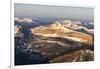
[15,3,94,21]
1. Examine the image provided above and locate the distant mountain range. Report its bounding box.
[15,17,94,27]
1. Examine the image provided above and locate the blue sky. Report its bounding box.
[15,3,94,21]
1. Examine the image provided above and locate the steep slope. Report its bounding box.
[49,49,94,63]
[31,22,93,44]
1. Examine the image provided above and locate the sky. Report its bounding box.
[15,3,94,21]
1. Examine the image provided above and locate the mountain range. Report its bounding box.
[14,17,94,64]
